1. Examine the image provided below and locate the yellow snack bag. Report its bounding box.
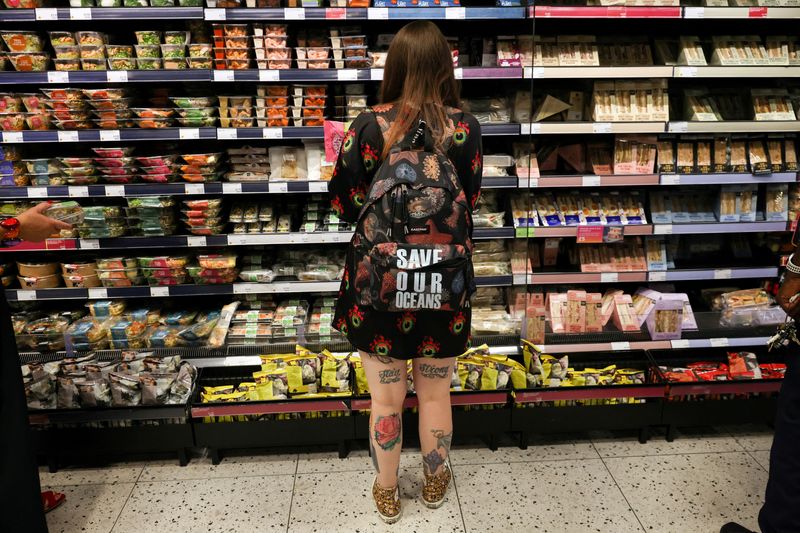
[457,361,469,389]
[203,385,234,395]
[351,355,370,395]
[481,366,499,390]
[286,364,307,394]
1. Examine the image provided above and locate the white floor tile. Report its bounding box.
[297,448,421,474]
[289,468,463,532]
[39,463,144,486]
[750,450,771,472]
[606,452,767,533]
[726,425,775,451]
[455,461,644,533]
[591,426,742,458]
[450,435,598,466]
[112,475,293,533]
[139,453,297,482]
[44,483,134,533]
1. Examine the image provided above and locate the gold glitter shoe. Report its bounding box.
[422,463,451,509]
[372,477,402,524]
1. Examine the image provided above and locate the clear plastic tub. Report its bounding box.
[49,32,77,48]
[1,31,43,52]
[76,32,106,47]
[53,46,80,60]
[81,59,107,71]
[24,113,50,130]
[96,267,140,281]
[8,52,49,72]
[53,59,80,71]
[18,274,61,289]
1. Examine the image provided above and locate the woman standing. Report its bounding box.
[329,20,482,523]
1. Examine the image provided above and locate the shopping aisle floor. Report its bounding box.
[41,425,773,533]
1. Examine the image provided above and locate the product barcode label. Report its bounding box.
[28,187,48,198]
[370,69,384,81]
[217,128,237,140]
[35,8,58,20]
[710,337,730,348]
[713,268,732,279]
[259,69,280,82]
[445,7,466,19]
[2,131,23,143]
[308,181,327,192]
[47,71,69,84]
[57,131,79,142]
[99,130,121,142]
[684,7,704,18]
[592,122,612,134]
[284,7,305,19]
[269,182,288,193]
[106,70,128,83]
[367,7,389,19]
[150,286,169,297]
[184,183,204,194]
[16,290,36,301]
[88,288,108,299]
[671,339,690,349]
[68,186,89,198]
[79,239,99,249]
[186,236,206,247]
[675,66,697,78]
[263,128,283,139]
[179,128,200,140]
[69,8,92,20]
[610,341,631,351]
[453,68,463,80]
[670,121,689,133]
[661,174,680,185]
[222,183,242,194]
[582,175,601,187]
[205,8,226,20]
[337,69,358,81]
[213,70,235,82]
[105,185,125,197]
[600,272,618,283]
[649,271,667,282]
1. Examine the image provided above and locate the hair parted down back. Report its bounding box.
[379,20,461,159]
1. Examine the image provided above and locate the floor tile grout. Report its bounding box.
[450,464,469,533]
[285,455,300,533]
[746,450,770,473]
[108,465,143,533]
[591,442,649,533]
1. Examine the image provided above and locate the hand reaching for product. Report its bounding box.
[17,202,73,243]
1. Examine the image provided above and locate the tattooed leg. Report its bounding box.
[369,427,380,474]
[413,357,456,476]
[379,368,402,384]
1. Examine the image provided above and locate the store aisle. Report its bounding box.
[40,425,773,533]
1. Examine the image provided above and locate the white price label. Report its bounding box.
[656,224,673,235]
[106,70,128,83]
[16,290,36,301]
[28,187,48,198]
[47,71,69,84]
[184,183,204,194]
[35,8,58,20]
[309,181,328,193]
[259,69,280,82]
[532,67,545,78]
[2,131,23,143]
[649,271,667,282]
[217,128,238,140]
[179,128,200,140]
[99,129,121,142]
[445,7,466,19]
[600,272,619,283]
[582,175,601,187]
[530,123,541,134]
[213,70,235,82]
[270,182,288,193]
[367,7,388,19]
[88,288,108,299]
[337,69,358,81]
[710,337,730,348]
[684,6,704,18]
[520,123,531,135]
[150,286,169,297]
[529,178,539,188]
[592,122,612,134]
[713,268,732,279]
[222,183,242,194]
[205,8,226,20]
[233,284,262,294]
[670,121,689,133]
[227,235,248,246]
[68,186,89,198]
[57,131,79,143]
[610,341,631,351]
[186,236,207,247]
[675,66,697,78]
[263,128,283,139]
[454,68,463,80]
[661,174,680,185]
[284,7,305,19]
[79,239,100,250]
[105,185,125,197]
[672,339,691,349]
[224,356,260,367]
[370,68,384,81]
[69,7,92,19]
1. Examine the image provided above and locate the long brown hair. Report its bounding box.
[379,21,460,159]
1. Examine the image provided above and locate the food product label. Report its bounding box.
[16,290,36,301]
[28,187,48,198]
[47,71,69,84]
[99,130,121,142]
[179,128,200,140]
[205,8,226,20]
[35,8,58,20]
[57,131,79,143]
[68,186,89,198]
[367,7,389,19]
[284,7,305,19]
[106,71,128,83]
[258,69,280,82]
[88,288,107,299]
[69,8,92,20]
[2,132,23,143]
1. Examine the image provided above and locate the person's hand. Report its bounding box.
[778,270,800,319]
[16,202,72,243]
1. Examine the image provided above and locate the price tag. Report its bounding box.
[370,69,384,81]
[309,181,327,193]
[217,128,238,140]
[99,130,121,142]
[28,187,48,198]
[529,178,539,188]
[16,290,36,301]
[186,236,207,247]
[270,182,288,193]
[671,339,690,349]
[68,186,89,198]
[259,69,280,82]
[684,7,704,18]
[69,7,92,20]
[600,272,619,283]
[367,7,389,19]
[337,69,358,81]
[454,68,463,80]
[326,7,346,19]
[675,66,697,78]
[227,235,248,246]
[88,288,108,299]
[592,122,612,133]
[79,239,100,249]
[105,185,125,197]
[35,8,58,20]
[184,183,204,194]
[224,356,260,367]
[661,174,680,185]
[655,224,673,235]
[582,175,601,187]
[106,70,128,83]
[2,131,23,143]
[57,131,79,143]
[749,6,768,17]
[284,7,305,19]
[233,284,262,294]
[213,70,235,82]
[223,182,242,194]
[532,66,545,79]
[610,341,631,351]
[670,121,689,133]
[445,7,466,19]
[520,123,531,135]
[710,337,730,348]
[150,286,169,297]
[713,268,732,279]
[205,8,226,20]
[576,225,604,243]
[263,128,283,139]
[179,128,200,140]
[47,71,69,84]
[649,271,667,282]
[530,123,541,134]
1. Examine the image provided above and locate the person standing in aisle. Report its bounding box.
[722,258,800,533]
[1,202,72,533]
[329,20,482,524]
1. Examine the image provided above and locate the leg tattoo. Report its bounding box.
[423,429,453,475]
[373,413,402,451]
[369,426,380,474]
[431,429,453,455]
[370,354,394,364]
[378,368,402,384]
[423,449,445,476]
[419,363,450,379]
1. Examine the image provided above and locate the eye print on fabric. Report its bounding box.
[370,334,393,357]
[349,305,365,329]
[362,143,379,171]
[449,312,466,335]
[342,128,356,153]
[335,317,348,335]
[453,121,470,146]
[349,186,366,208]
[397,311,416,333]
[418,336,441,357]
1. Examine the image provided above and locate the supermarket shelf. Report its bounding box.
[660,172,798,185]
[525,122,666,135]
[216,126,325,140]
[668,336,771,349]
[532,5,681,18]
[674,65,800,78]
[481,123,523,136]
[647,266,778,282]
[210,6,525,21]
[525,66,672,79]
[529,174,660,188]
[0,7,205,22]
[537,335,770,354]
[213,66,522,83]
[0,70,211,85]
[518,272,648,285]
[683,6,800,19]
[652,221,788,235]
[0,128,217,144]
[520,224,654,238]
[668,121,800,134]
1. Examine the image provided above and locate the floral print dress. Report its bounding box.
[329,104,483,359]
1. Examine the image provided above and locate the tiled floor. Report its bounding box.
[42,425,774,533]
